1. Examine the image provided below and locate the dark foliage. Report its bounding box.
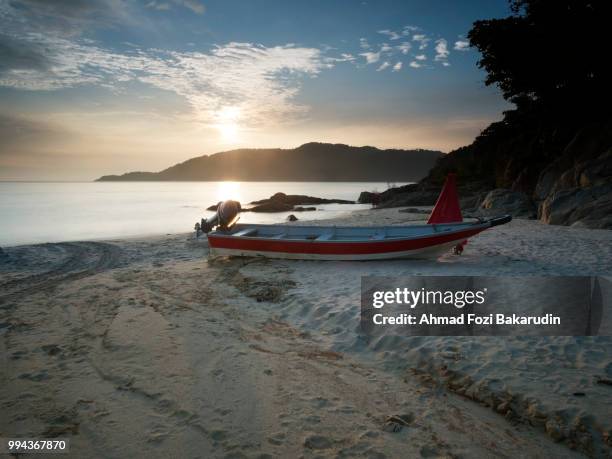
[468,0,611,120]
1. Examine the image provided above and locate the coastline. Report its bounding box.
[1,207,611,457]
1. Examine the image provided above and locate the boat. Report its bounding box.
[199,173,512,260]
[206,216,511,260]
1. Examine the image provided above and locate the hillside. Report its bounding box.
[95,143,443,182]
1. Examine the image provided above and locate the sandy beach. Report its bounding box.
[1,208,611,458]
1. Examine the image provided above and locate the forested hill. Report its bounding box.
[95,142,443,182]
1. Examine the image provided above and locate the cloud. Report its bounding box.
[326,53,355,64]
[397,42,411,54]
[147,0,204,14]
[376,61,390,71]
[412,34,430,50]
[377,29,401,40]
[392,61,402,72]
[360,43,392,64]
[359,38,370,49]
[409,61,422,69]
[402,25,419,35]
[1,0,135,36]
[415,54,426,61]
[454,40,470,51]
[0,33,53,72]
[176,0,205,14]
[360,51,380,64]
[0,36,325,127]
[434,38,449,62]
[146,1,171,11]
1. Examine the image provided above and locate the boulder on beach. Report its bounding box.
[478,189,536,218]
[286,214,298,221]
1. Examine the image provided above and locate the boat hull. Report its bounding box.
[207,225,489,261]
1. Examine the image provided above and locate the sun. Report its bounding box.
[215,106,241,143]
[218,122,238,142]
[216,181,242,202]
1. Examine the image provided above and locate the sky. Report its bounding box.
[0,0,513,181]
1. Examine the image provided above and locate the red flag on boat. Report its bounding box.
[427,173,466,252]
[428,173,463,224]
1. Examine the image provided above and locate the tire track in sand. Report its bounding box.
[0,242,121,306]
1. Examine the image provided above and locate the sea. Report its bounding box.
[0,181,405,246]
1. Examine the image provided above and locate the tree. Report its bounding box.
[468,0,611,119]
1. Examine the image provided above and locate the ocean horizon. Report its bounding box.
[0,181,404,246]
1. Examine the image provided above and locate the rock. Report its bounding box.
[251,192,353,205]
[207,192,353,214]
[286,214,298,222]
[243,192,353,213]
[377,190,440,208]
[303,434,332,449]
[478,189,536,218]
[358,191,377,204]
[248,202,294,212]
[540,184,612,228]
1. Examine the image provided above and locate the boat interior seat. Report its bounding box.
[233,228,258,237]
[316,232,334,241]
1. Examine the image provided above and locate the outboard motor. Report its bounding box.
[201,200,242,233]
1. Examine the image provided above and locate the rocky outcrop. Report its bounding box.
[357,191,377,204]
[363,118,612,229]
[537,148,612,228]
[250,192,353,206]
[246,192,353,212]
[207,192,353,213]
[476,189,536,218]
[540,185,612,228]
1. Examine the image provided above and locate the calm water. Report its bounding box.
[0,181,401,246]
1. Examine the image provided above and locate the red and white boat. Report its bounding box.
[207,216,511,260]
[202,174,512,260]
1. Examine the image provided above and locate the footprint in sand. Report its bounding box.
[267,432,286,445]
[303,434,333,450]
[302,414,321,424]
[19,370,50,381]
